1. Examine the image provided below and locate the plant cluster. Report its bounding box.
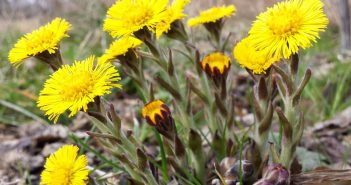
[7,0,329,184]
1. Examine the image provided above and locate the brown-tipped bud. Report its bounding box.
[258,77,268,100]
[263,164,289,185]
[142,100,176,140]
[188,129,202,152]
[200,52,231,83]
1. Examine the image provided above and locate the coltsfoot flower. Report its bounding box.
[37,56,121,123]
[103,0,168,38]
[249,0,329,60]
[41,145,89,185]
[142,100,171,125]
[155,0,191,38]
[142,100,176,139]
[187,5,236,27]
[98,36,143,63]
[8,18,71,67]
[201,52,231,77]
[233,37,276,74]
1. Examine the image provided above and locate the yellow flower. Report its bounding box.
[234,37,276,74]
[103,0,168,38]
[98,36,143,63]
[142,100,171,125]
[188,5,236,27]
[201,52,231,76]
[37,56,121,123]
[155,0,191,38]
[41,145,88,185]
[249,0,329,60]
[8,18,71,66]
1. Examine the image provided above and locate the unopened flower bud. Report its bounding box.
[201,52,231,78]
[142,100,175,139]
[142,100,171,125]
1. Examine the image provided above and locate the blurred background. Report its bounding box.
[1,0,351,184]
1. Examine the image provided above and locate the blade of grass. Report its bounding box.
[0,100,49,124]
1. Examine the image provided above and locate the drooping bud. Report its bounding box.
[142,100,176,140]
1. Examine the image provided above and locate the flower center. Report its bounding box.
[61,72,95,101]
[267,8,302,37]
[129,7,153,26]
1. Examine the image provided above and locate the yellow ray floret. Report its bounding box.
[249,0,329,60]
[234,37,277,74]
[103,0,168,38]
[8,18,71,66]
[155,0,191,38]
[188,5,236,27]
[41,145,88,185]
[98,36,143,63]
[37,56,121,123]
[201,52,231,75]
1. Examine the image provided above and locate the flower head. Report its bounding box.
[142,100,171,125]
[188,5,236,27]
[155,0,191,38]
[249,0,329,60]
[234,37,276,74]
[41,145,88,185]
[98,36,142,63]
[8,18,71,66]
[201,52,231,76]
[38,56,121,123]
[103,0,168,38]
[142,100,176,139]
